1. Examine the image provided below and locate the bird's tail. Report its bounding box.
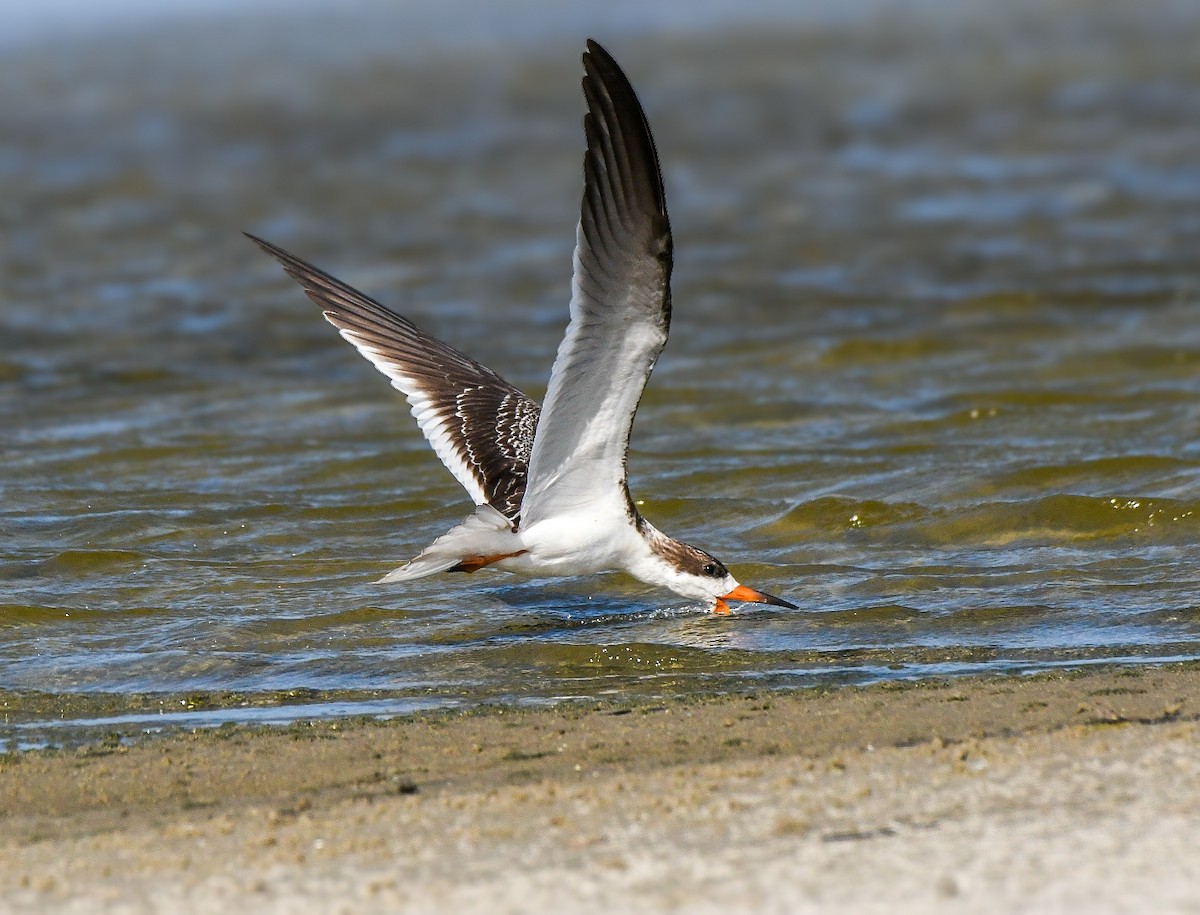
[377,504,517,583]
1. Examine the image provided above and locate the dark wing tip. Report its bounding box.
[243,232,427,360]
[244,231,330,280]
[583,38,617,72]
[244,230,286,262]
[244,230,540,519]
[582,40,631,94]
[243,231,323,287]
[580,39,668,220]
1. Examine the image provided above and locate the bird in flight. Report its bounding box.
[248,40,794,615]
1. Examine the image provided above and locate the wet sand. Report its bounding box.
[2,664,1199,912]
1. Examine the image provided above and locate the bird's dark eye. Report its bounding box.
[702,562,720,577]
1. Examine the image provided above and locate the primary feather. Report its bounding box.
[520,39,674,530]
[245,233,539,523]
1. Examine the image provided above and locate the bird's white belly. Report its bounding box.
[494,513,641,577]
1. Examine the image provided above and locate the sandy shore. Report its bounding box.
[2,665,1199,913]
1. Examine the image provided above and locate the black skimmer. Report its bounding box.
[248,40,795,615]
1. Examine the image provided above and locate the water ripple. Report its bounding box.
[4,2,1200,738]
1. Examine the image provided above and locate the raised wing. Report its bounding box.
[520,40,673,528]
[247,234,539,521]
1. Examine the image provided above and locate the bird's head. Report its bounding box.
[637,522,796,614]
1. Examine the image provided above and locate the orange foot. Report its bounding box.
[448,550,528,573]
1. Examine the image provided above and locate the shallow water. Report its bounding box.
[3,0,1200,745]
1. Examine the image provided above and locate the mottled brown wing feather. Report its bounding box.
[247,233,539,521]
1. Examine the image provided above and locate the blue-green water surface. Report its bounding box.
[3,0,1200,745]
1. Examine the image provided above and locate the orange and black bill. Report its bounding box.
[714,584,798,614]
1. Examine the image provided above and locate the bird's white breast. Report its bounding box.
[496,508,649,578]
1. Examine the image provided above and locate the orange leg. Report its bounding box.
[448,550,528,574]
